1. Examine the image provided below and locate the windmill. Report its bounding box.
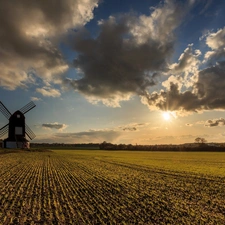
[0,101,36,148]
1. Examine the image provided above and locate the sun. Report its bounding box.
[162,112,171,121]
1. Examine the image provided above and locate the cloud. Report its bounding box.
[85,94,131,108]
[62,4,225,114]
[141,82,200,114]
[205,118,225,127]
[199,0,213,15]
[35,122,151,143]
[119,123,148,131]
[193,61,225,111]
[42,122,67,131]
[54,129,121,143]
[31,97,42,101]
[204,27,225,64]
[206,28,225,50]
[140,44,202,113]
[123,127,137,131]
[196,120,205,125]
[0,0,99,90]
[141,36,225,114]
[36,87,61,97]
[2,0,225,118]
[142,65,225,113]
[65,0,187,106]
[0,71,35,91]
[169,44,201,76]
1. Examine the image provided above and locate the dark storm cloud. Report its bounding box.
[143,82,200,112]
[144,60,225,112]
[143,26,225,114]
[0,0,99,90]
[65,0,185,105]
[195,61,225,109]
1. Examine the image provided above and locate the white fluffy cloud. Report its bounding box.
[204,27,225,63]
[206,28,225,50]
[170,44,201,75]
[128,0,183,44]
[31,97,42,102]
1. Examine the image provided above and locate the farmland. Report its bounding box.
[0,150,225,224]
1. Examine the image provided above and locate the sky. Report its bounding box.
[0,0,225,145]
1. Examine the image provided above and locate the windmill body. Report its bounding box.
[0,101,36,149]
[6,111,27,148]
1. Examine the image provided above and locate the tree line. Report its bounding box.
[99,141,225,152]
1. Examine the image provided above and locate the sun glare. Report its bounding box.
[162,112,171,121]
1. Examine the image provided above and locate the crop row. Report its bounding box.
[0,151,225,224]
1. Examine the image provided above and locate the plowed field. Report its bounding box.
[0,150,225,224]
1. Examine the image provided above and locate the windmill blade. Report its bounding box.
[25,124,36,140]
[0,123,9,138]
[19,101,36,114]
[0,101,11,119]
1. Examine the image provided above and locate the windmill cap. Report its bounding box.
[11,110,25,118]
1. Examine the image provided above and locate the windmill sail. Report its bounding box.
[19,101,36,114]
[25,123,36,140]
[0,123,9,138]
[0,101,11,119]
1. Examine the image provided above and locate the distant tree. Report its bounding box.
[99,141,114,150]
[201,138,207,144]
[195,137,201,143]
[195,137,207,144]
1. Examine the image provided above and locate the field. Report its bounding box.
[0,150,225,224]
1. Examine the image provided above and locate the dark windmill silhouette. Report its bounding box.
[0,101,36,148]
